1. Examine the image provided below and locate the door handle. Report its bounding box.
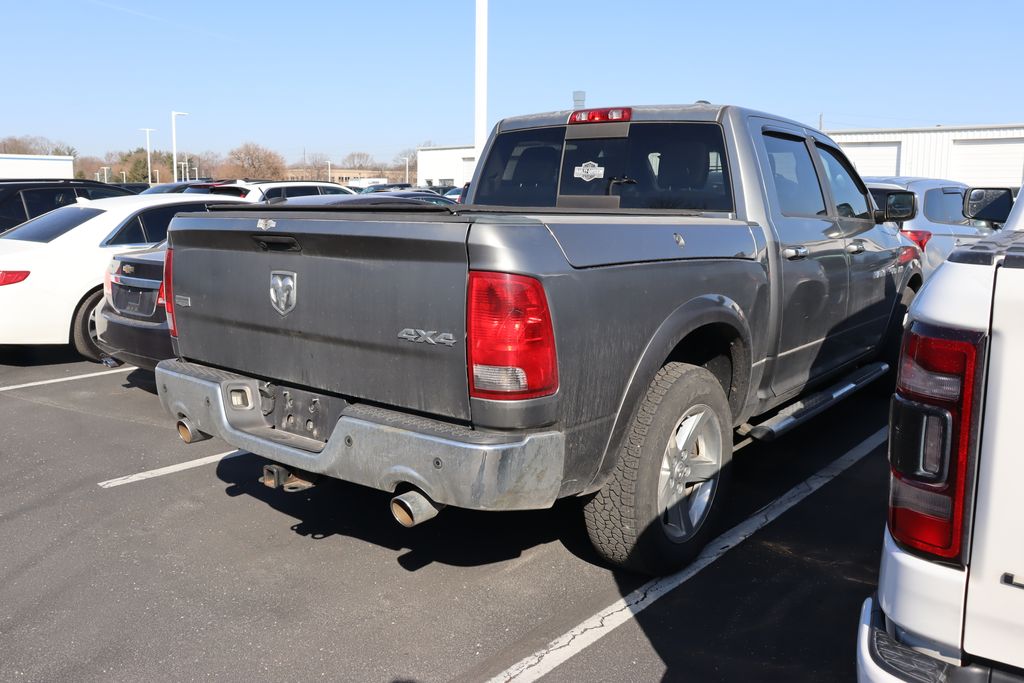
[845,242,865,255]
[782,246,809,260]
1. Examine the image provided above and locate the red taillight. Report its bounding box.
[568,107,632,124]
[0,271,30,286]
[467,271,558,400]
[902,229,932,251]
[164,248,177,337]
[156,281,166,307]
[888,326,981,563]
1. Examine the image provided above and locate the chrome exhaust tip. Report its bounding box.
[176,417,211,444]
[100,356,123,368]
[390,490,444,528]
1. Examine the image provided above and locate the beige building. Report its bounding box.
[285,166,384,184]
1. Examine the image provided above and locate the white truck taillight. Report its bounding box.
[888,324,984,564]
[164,247,177,337]
[467,271,558,400]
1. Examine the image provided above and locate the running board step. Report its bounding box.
[746,362,889,441]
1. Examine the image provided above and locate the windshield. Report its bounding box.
[473,122,733,211]
[0,205,105,243]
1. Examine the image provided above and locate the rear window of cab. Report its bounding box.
[473,122,733,211]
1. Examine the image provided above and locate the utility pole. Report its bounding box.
[171,111,189,182]
[140,127,155,184]
[474,0,488,162]
[327,160,332,183]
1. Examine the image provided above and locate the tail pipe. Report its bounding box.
[390,490,445,528]
[176,417,211,444]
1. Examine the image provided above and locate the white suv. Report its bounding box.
[193,181,354,202]
[857,185,1024,681]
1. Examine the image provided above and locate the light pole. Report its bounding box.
[171,111,189,182]
[401,156,409,184]
[100,166,110,183]
[327,160,331,183]
[154,169,160,183]
[474,0,488,162]
[140,127,155,184]
[121,171,127,183]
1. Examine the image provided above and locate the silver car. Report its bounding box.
[866,176,996,277]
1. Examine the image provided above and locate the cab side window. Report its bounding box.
[762,133,827,217]
[815,144,871,219]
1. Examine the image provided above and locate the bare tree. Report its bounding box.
[227,142,286,179]
[0,135,76,157]
[305,151,329,180]
[341,151,376,169]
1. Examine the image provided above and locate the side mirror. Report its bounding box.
[964,188,1013,223]
[879,190,916,223]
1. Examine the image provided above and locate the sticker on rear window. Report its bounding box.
[573,161,605,182]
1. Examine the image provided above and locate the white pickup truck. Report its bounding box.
[857,186,1024,681]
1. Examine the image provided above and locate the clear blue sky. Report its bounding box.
[4,0,1021,164]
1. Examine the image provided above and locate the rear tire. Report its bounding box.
[584,363,732,576]
[71,290,104,362]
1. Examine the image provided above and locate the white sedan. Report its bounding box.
[0,194,246,360]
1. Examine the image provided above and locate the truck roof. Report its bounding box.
[496,103,812,133]
[948,228,1024,268]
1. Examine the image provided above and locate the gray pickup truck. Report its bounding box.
[156,104,920,575]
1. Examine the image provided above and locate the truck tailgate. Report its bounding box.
[962,263,1024,668]
[167,211,473,421]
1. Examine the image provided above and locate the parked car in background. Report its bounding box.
[114,183,150,193]
[140,180,217,194]
[865,177,997,277]
[0,194,246,360]
[192,180,354,201]
[0,179,134,233]
[428,184,457,196]
[444,186,464,203]
[96,245,173,370]
[857,184,1024,682]
[359,183,412,193]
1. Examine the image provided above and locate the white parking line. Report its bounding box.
[487,426,889,683]
[97,449,244,488]
[0,367,134,393]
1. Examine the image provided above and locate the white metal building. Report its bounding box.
[0,153,74,179]
[417,145,477,187]
[829,124,1024,187]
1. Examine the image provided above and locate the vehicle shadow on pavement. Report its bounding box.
[120,369,158,395]
[609,438,889,682]
[0,345,85,368]
[214,454,607,572]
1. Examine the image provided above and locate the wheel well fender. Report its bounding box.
[584,295,752,492]
[68,284,103,342]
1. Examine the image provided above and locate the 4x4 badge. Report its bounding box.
[270,271,297,315]
[397,328,457,347]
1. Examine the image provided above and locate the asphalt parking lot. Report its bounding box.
[0,348,891,682]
